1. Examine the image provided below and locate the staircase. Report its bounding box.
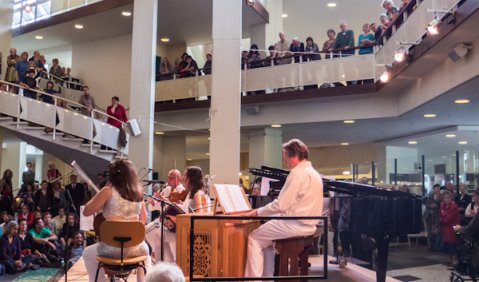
[0,85,130,178]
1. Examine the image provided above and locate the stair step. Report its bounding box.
[7,121,28,126]
[98,149,117,154]
[24,126,46,130]
[0,117,13,122]
[80,143,101,148]
[61,137,84,142]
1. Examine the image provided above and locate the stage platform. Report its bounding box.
[62,256,400,281]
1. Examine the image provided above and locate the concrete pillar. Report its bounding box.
[128,0,157,173]
[0,141,25,192]
[157,135,186,181]
[0,2,13,76]
[248,128,283,170]
[209,0,242,184]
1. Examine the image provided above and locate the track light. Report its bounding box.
[394,48,406,62]
[427,19,440,35]
[380,71,390,83]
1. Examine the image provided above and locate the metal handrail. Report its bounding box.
[39,70,84,87]
[0,80,127,127]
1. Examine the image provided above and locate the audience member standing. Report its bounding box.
[15,52,29,85]
[49,59,63,82]
[358,23,375,55]
[65,175,85,216]
[0,169,14,215]
[456,183,472,225]
[274,32,292,65]
[334,21,355,57]
[20,68,38,99]
[106,96,128,128]
[375,14,390,45]
[289,38,305,63]
[440,191,459,266]
[304,37,321,62]
[322,29,337,59]
[5,48,19,87]
[423,184,442,251]
[382,0,400,20]
[159,57,174,80]
[202,54,213,75]
[34,181,53,213]
[79,85,96,144]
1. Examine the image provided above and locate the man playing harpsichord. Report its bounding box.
[243,139,323,278]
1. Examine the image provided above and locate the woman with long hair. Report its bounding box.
[82,159,151,282]
[146,166,211,263]
[0,169,14,215]
[0,221,39,274]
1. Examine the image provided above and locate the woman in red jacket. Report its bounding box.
[103,96,128,150]
[440,190,460,266]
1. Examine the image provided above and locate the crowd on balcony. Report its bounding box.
[155,0,412,83]
[0,163,110,275]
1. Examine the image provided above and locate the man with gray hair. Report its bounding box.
[274,32,292,65]
[243,138,323,278]
[146,262,185,282]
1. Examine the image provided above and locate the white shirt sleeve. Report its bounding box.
[258,172,303,216]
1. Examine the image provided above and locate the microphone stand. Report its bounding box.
[64,188,76,282]
[144,194,180,262]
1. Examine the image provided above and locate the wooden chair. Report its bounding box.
[274,235,315,282]
[95,220,147,282]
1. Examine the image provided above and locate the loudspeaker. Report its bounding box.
[127,119,141,136]
[448,43,470,62]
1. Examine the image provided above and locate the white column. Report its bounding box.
[128,0,157,172]
[0,2,13,76]
[248,128,283,170]
[209,0,242,184]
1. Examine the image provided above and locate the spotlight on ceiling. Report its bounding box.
[427,19,440,35]
[246,0,255,6]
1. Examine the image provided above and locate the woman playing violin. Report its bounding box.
[145,166,211,263]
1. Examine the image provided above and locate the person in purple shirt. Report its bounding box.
[0,221,39,274]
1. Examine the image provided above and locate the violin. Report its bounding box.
[162,190,188,232]
[168,189,188,203]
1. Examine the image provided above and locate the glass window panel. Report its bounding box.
[12,11,22,28]
[36,1,51,20]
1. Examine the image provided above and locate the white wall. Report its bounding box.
[71,34,132,110]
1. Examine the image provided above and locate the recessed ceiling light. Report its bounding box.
[423,113,436,118]
[408,140,418,145]
[343,120,355,124]
[205,152,210,156]
[342,170,351,175]
[154,131,164,135]
[446,134,456,138]
[208,137,211,140]
[327,2,337,7]
[459,141,468,145]
[282,13,288,18]
[121,11,132,17]
[74,24,84,29]
[186,158,192,161]
[455,99,470,104]
[271,124,282,128]
[160,37,170,43]
[34,35,43,40]
[340,142,349,146]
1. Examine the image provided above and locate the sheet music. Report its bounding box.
[214,184,251,213]
[79,205,94,231]
[260,177,278,196]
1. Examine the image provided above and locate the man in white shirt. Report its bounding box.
[243,139,323,278]
[146,169,185,262]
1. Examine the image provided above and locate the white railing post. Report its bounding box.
[195,71,199,100]
[52,97,57,141]
[16,94,20,130]
[90,110,94,153]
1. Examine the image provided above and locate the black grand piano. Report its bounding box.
[250,166,423,282]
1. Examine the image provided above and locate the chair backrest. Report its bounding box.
[100,220,145,248]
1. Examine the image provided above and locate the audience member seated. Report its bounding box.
[34,180,54,213]
[382,0,400,20]
[29,218,59,264]
[18,205,34,226]
[0,221,39,274]
[16,183,35,212]
[202,54,212,75]
[146,261,185,282]
[304,36,321,62]
[43,212,56,235]
[59,213,80,249]
[52,207,66,236]
[289,37,305,63]
[322,29,336,59]
[67,231,84,268]
[18,219,46,267]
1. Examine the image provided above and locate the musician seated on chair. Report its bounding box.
[145,166,211,263]
[82,159,151,282]
[147,169,186,217]
[240,139,323,278]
